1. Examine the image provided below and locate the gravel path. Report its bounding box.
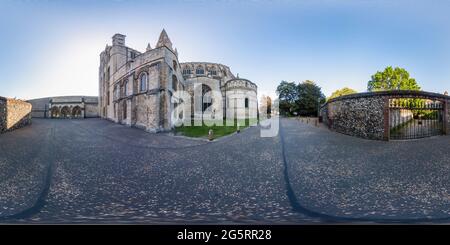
[0,118,311,223]
[1,118,449,223]
[282,118,450,222]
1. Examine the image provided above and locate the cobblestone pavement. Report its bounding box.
[0,118,312,223]
[1,118,450,223]
[282,118,450,223]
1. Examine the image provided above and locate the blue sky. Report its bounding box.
[1,0,450,100]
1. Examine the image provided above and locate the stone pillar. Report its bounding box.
[48,103,52,118]
[82,100,86,118]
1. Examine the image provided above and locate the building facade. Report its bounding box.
[27,96,99,118]
[99,30,257,132]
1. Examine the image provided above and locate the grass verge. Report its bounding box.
[175,118,258,138]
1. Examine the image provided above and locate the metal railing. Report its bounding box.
[389,99,444,140]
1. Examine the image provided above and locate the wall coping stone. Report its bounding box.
[323,90,450,108]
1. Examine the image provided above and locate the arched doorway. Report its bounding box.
[61,106,71,118]
[72,106,82,118]
[50,106,60,118]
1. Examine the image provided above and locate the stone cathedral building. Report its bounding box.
[99,30,258,132]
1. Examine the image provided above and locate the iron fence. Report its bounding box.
[389,98,444,140]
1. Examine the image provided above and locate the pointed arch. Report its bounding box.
[196,65,205,75]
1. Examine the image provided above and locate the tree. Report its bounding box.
[368,67,424,118]
[296,80,326,116]
[276,80,326,116]
[328,87,357,100]
[367,66,421,91]
[276,81,298,116]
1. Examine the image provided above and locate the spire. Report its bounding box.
[156,29,173,50]
[146,43,152,51]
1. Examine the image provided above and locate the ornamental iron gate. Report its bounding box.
[389,98,444,140]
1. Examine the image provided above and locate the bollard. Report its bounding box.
[237,122,240,133]
[315,118,318,127]
[208,129,214,141]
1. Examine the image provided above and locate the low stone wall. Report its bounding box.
[0,97,32,133]
[320,90,450,140]
[324,96,385,139]
[447,98,450,132]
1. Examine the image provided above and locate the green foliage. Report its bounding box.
[368,66,421,91]
[328,87,357,100]
[276,80,326,116]
[296,80,326,116]
[276,81,299,116]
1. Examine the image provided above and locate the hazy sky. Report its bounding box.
[1,0,450,100]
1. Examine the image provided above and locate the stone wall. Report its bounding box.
[322,96,385,140]
[0,98,5,132]
[85,103,99,118]
[0,97,32,133]
[320,90,450,140]
[447,99,450,134]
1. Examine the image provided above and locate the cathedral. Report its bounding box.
[99,30,258,132]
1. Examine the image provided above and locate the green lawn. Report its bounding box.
[175,119,258,138]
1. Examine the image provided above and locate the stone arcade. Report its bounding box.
[99,30,258,132]
[27,96,99,119]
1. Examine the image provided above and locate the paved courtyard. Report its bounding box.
[0,118,449,223]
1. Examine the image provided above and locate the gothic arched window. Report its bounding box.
[139,72,148,92]
[183,68,192,75]
[172,75,178,91]
[196,66,204,75]
[208,67,217,76]
[173,60,178,71]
